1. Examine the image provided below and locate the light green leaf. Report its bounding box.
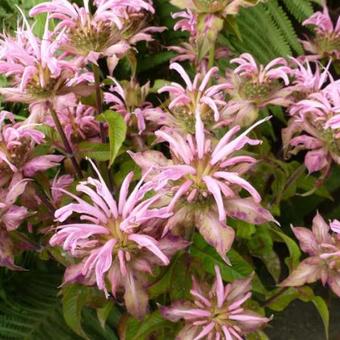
[311,296,329,340]
[78,142,110,161]
[96,302,114,330]
[269,226,301,271]
[98,110,127,167]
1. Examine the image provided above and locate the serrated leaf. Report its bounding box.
[98,110,127,167]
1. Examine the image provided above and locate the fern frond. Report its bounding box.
[0,272,77,340]
[267,0,304,54]
[281,0,314,22]
[255,4,292,57]
[0,266,118,340]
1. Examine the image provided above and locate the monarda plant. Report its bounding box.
[0,0,339,339]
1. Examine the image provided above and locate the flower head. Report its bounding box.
[302,6,340,59]
[50,160,187,318]
[289,58,333,96]
[161,265,270,339]
[130,116,275,260]
[0,111,63,183]
[281,213,340,297]
[104,78,162,135]
[159,63,230,128]
[45,94,100,145]
[223,53,292,126]
[0,177,29,270]
[30,0,162,72]
[169,11,229,67]
[0,14,91,106]
[283,83,340,175]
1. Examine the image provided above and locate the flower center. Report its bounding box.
[241,81,275,103]
[70,23,120,55]
[315,35,340,57]
[106,219,136,253]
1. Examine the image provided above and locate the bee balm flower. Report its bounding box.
[0,177,30,270]
[302,6,340,60]
[0,15,93,122]
[281,213,340,297]
[30,0,163,72]
[130,116,275,261]
[50,160,188,318]
[223,53,293,126]
[0,111,63,184]
[161,265,270,339]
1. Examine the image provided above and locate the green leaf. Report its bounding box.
[96,302,114,330]
[78,142,110,161]
[149,79,171,93]
[124,311,172,340]
[260,250,281,283]
[148,253,191,300]
[137,52,176,73]
[98,110,127,167]
[190,234,267,294]
[62,285,89,339]
[311,296,329,340]
[246,330,270,340]
[269,226,301,271]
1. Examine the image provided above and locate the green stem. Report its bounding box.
[49,105,83,179]
[92,64,106,143]
[92,64,114,191]
[208,41,216,69]
[262,287,289,307]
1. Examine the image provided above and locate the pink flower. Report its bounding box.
[290,58,333,95]
[173,9,197,35]
[30,0,162,72]
[281,213,340,297]
[0,177,30,270]
[161,265,270,339]
[51,174,74,206]
[0,14,92,109]
[169,11,229,67]
[283,83,340,175]
[129,116,275,261]
[45,94,100,144]
[104,78,162,135]
[302,6,340,59]
[0,111,63,183]
[50,160,188,318]
[222,53,293,126]
[159,63,230,122]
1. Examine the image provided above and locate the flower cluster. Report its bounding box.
[0,0,339,338]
